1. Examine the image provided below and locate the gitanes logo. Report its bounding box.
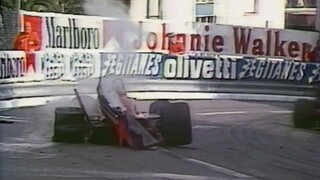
[309,64,320,83]
[239,59,307,81]
[101,53,163,76]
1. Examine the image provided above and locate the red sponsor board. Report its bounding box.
[14,15,42,52]
[13,15,42,72]
[20,11,104,50]
[22,15,42,45]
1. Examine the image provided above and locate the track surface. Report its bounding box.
[1,100,320,180]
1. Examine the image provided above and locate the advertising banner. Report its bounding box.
[16,15,42,52]
[32,50,101,80]
[19,11,319,61]
[100,52,163,77]
[101,52,320,85]
[21,11,104,50]
[102,20,319,61]
[237,59,320,84]
[0,51,27,79]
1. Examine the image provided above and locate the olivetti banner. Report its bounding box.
[101,53,320,85]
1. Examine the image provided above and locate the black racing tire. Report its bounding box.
[149,100,171,115]
[160,102,192,146]
[52,107,86,143]
[293,99,318,129]
[88,122,118,146]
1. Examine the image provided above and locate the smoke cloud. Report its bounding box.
[83,0,129,18]
[83,0,139,52]
[81,0,141,98]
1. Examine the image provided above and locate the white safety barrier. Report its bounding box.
[70,51,101,79]
[40,51,65,80]
[35,50,102,81]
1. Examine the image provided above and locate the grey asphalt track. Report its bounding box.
[1,99,320,180]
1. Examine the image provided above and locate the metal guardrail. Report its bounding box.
[0,77,317,101]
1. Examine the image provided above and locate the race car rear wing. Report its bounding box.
[73,89,91,122]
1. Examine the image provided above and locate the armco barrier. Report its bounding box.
[0,51,319,109]
[0,78,316,110]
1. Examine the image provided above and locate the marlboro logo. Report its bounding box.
[45,17,101,49]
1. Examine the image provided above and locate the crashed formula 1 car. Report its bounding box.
[52,77,192,149]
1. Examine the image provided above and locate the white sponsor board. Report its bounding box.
[0,51,27,80]
[19,11,319,60]
[33,50,102,80]
[21,11,105,50]
[104,20,319,60]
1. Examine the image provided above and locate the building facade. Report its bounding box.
[129,0,286,29]
[285,0,319,32]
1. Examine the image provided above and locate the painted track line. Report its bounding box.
[197,110,293,116]
[0,119,29,123]
[183,158,253,179]
[197,111,247,116]
[2,167,235,180]
[268,110,293,114]
[192,125,220,129]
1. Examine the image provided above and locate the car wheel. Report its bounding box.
[89,121,118,145]
[293,99,318,129]
[52,107,86,143]
[160,102,192,146]
[149,100,171,115]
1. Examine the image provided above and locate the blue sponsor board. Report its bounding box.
[100,52,163,78]
[162,55,237,80]
[100,52,320,85]
[237,59,320,85]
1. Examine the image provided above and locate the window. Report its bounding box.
[120,0,130,14]
[245,0,259,13]
[286,0,317,8]
[147,0,161,19]
[196,3,214,16]
[285,13,316,31]
[195,1,215,22]
[196,0,214,3]
[303,0,317,8]
[196,16,216,23]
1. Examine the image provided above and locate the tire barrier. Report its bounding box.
[0,51,319,110]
